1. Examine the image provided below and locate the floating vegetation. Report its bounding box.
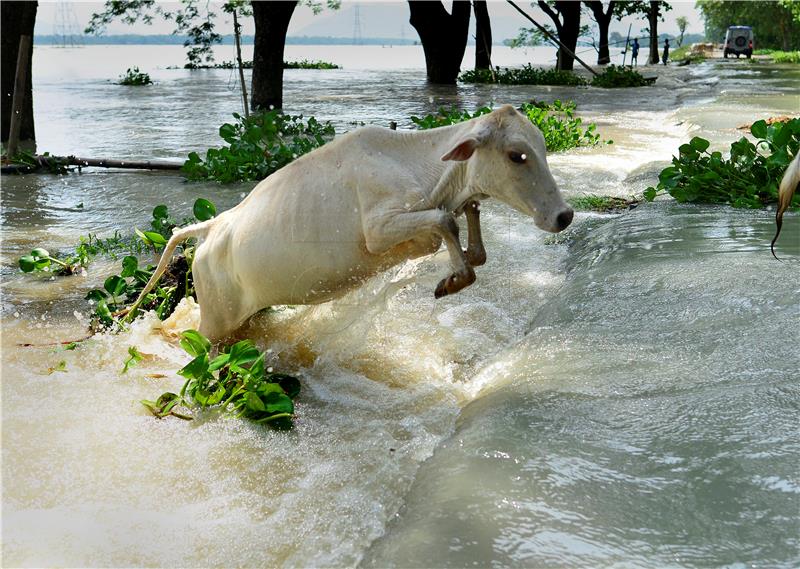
[183,110,335,183]
[141,330,300,429]
[568,194,640,212]
[182,59,340,69]
[460,64,586,86]
[644,118,800,208]
[590,65,653,88]
[411,101,609,153]
[117,66,152,85]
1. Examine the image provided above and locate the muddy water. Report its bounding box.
[2,46,799,567]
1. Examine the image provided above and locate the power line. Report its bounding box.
[352,4,363,45]
[53,1,84,48]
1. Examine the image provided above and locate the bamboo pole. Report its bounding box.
[6,35,32,158]
[505,0,599,77]
[232,9,250,119]
[58,156,184,170]
[622,23,632,67]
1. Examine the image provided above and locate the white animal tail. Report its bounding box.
[772,151,800,258]
[123,220,212,322]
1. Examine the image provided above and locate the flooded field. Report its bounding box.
[1,45,799,567]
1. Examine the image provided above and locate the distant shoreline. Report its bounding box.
[33,34,507,46]
[35,34,421,46]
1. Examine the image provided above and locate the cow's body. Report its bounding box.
[130,105,574,340]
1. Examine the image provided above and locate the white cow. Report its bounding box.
[128,104,574,341]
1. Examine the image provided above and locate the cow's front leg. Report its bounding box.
[363,209,475,299]
[464,200,487,266]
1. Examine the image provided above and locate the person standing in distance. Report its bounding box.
[662,38,670,65]
[631,38,640,67]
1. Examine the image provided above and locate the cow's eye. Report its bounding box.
[509,152,527,164]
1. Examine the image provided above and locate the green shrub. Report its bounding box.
[644,118,800,208]
[770,51,800,63]
[117,67,152,86]
[459,64,587,86]
[411,101,607,153]
[284,59,340,69]
[183,110,335,183]
[590,65,652,88]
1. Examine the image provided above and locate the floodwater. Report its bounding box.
[1,45,799,567]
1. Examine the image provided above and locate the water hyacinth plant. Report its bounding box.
[411,101,607,153]
[644,118,800,208]
[117,66,153,85]
[182,109,335,183]
[590,65,653,88]
[460,64,587,86]
[141,329,301,429]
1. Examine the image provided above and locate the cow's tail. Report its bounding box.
[121,220,212,323]
[772,151,800,259]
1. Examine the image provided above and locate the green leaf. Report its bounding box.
[152,205,169,220]
[121,255,139,278]
[208,353,230,372]
[689,137,710,152]
[31,248,50,259]
[104,275,128,297]
[178,353,210,380]
[227,340,260,369]
[122,345,144,374]
[193,198,216,221]
[86,289,107,302]
[219,123,236,141]
[205,382,227,405]
[180,329,211,357]
[263,392,294,415]
[245,392,266,412]
[750,120,768,140]
[143,231,167,247]
[19,255,37,272]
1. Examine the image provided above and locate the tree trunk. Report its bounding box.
[408,1,471,84]
[474,0,492,70]
[648,1,660,65]
[251,1,297,111]
[539,0,581,71]
[2,1,37,152]
[584,1,615,65]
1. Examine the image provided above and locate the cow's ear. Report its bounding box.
[441,123,492,162]
[441,137,480,161]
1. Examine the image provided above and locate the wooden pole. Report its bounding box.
[59,156,184,170]
[505,0,599,77]
[6,35,32,158]
[2,154,185,174]
[622,23,632,67]
[233,9,250,119]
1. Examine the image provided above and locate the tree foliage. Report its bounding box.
[697,0,800,51]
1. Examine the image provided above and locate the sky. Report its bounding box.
[35,1,707,41]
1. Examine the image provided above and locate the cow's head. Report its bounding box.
[441,104,573,233]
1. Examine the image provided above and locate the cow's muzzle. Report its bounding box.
[555,208,574,232]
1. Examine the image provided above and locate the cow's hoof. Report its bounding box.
[434,279,449,299]
[435,269,476,299]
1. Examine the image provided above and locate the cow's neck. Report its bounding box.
[405,122,477,212]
